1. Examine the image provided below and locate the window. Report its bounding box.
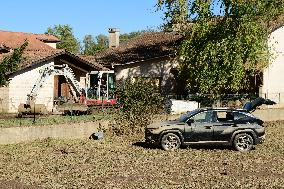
[233,112,250,121]
[190,111,213,123]
[216,111,234,122]
[178,109,201,123]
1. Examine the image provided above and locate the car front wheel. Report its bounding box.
[161,133,181,151]
[233,133,254,152]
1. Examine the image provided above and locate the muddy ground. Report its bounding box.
[0,121,283,189]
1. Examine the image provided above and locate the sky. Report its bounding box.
[0,0,164,41]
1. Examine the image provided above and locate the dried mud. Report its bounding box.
[0,121,283,189]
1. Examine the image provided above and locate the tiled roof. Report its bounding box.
[35,34,60,42]
[79,55,107,70]
[0,49,106,72]
[0,30,106,72]
[83,16,284,67]
[18,49,65,69]
[0,30,59,51]
[85,32,184,66]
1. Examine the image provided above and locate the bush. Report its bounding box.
[109,78,165,136]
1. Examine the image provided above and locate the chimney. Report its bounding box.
[108,28,120,48]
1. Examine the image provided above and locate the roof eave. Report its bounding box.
[7,50,108,75]
[38,39,61,43]
[110,55,172,66]
[7,50,66,75]
[65,51,109,71]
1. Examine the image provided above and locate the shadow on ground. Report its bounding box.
[132,141,256,151]
[186,144,256,151]
[132,141,160,149]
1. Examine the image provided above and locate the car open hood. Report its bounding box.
[243,97,276,112]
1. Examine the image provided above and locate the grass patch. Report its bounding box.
[0,113,114,128]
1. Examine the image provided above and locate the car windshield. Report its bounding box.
[178,109,201,123]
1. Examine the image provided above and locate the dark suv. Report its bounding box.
[145,98,273,151]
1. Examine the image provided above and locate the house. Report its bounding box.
[0,30,106,113]
[85,21,284,104]
[261,16,284,104]
[81,29,184,95]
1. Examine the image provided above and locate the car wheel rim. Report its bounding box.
[163,135,179,150]
[236,135,252,151]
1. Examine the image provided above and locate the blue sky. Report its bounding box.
[0,0,164,41]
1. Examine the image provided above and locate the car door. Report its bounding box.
[184,110,214,142]
[212,110,237,142]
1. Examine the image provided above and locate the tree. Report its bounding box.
[0,41,28,86]
[46,24,80,54]
[120,29,156,43]
[157,0,188,30]
[82,30,154,55]
[120,31,146,43]
[82,34,108,55]
[109,78,164,136]
[96,34,108,48]
[157,0,284,95]
[82,35,96,55]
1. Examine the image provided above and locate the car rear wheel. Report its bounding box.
[161,133,181,151]
[233,133,254,152]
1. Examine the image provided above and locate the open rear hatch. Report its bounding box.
[243,97,276,112]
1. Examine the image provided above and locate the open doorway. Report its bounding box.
[54,75,73,102]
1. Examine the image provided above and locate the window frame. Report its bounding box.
[187,110,214,124]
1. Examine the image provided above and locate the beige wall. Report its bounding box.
[7,60,55,113]
[115,58,178,94]
[0,55,94,113]
[262,26,284,103]
[0,86,9,113]
[44,42,57,49]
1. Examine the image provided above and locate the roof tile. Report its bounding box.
[0,30,106,72]
[84,32,184,66]
[0,30,59,51]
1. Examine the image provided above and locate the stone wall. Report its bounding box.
[0,121,109,145]
[0,86,9,113]
[253,107,284,122]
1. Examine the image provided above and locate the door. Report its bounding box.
[212,110,237,142]
[54,75,59,98]
[184,110,214,142]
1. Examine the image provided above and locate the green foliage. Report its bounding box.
[110,78,165,135]
[82,29,157,55]
[179,18,269,94]
[0,41,28,87]
[46,24,80,54]
[120,29,156,43]
[82,34,108,55]
[157,0,189,30]
[157,0,284,95]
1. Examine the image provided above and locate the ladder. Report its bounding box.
[28,64,81,103]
